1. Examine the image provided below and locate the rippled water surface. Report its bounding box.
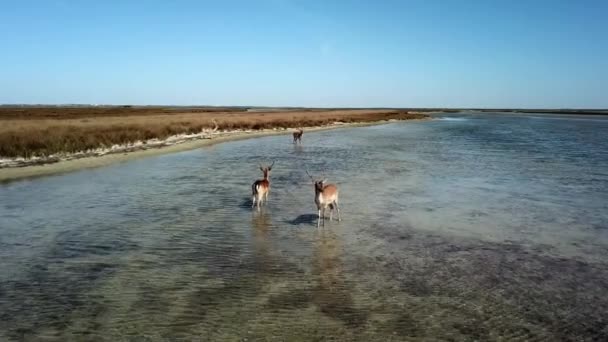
[1,113,608,340]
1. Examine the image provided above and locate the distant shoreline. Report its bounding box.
[0,118,429,183]
[460,109,608,116]
[2,104,605,115]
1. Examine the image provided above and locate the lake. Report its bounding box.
[1,113,607,340]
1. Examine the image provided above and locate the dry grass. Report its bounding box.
[0,107,427,158]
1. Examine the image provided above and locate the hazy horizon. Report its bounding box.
[1,1,607,108]
[1,103,608,111]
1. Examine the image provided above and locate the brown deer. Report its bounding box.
[252,161,274,209]
[293,128,303,144]
[306,170,341,227]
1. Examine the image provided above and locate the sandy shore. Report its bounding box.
[0,119,428,183]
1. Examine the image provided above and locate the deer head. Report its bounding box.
[259,161,275,178]
[305,170,327,192]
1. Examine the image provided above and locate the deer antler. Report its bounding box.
[269,160,275,169]
[305,169,315,182]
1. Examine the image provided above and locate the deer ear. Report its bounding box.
[321,179,328,184]
[260,167,264,172]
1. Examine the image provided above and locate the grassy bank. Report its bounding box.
[0,107,427,159]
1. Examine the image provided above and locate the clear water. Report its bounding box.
[1,113,608,340]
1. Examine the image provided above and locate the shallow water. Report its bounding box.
[1,113,608,340]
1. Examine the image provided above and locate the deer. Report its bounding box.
[252,161,274,210]
[293,128,303,144]
[306,170,341,227]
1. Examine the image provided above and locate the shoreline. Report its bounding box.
[0,119,428,183]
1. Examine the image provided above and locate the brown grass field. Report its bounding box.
[0,107,428,159]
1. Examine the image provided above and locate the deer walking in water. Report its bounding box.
[293,128,303,144]
[306,170,341,227]
[252,162,274,210]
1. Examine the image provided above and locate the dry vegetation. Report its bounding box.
[0,107,427,158]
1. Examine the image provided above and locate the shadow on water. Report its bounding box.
[286,214,318,226]
[238,197,253,209]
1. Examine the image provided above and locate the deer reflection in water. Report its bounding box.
[293,143,304,154]
[251,211,274,275]
[311,230,367,328]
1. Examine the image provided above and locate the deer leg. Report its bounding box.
[317,209,322,228]
[334,201,341,222]
[329,206,333,221]
[322,208,326,227]
[251,194,256,208]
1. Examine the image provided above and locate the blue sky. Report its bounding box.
[1,0,606,108]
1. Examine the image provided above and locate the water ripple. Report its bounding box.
[1,114,607,340]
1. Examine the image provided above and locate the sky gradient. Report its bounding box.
[1,0,607,108]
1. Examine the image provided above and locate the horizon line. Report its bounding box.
[1,103,607,111]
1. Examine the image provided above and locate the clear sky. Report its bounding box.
[1,0,607,108]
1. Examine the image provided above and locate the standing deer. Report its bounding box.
[306,170,341,227]
[293,128,303,144]
[252,161,274,210]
